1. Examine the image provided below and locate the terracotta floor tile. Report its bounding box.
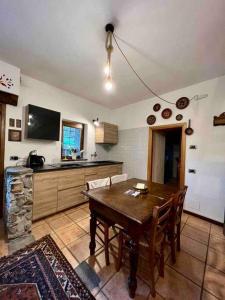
[156,265,201,299]
[64,206,83,215]
[95,291,109,300]
[204,265,225,299]
[102,267,150,300]
[32,219,46,228]
[86,247,117,289]
[50,231,65,249]
[61,247,79,268]
[55,223,86,245]
[167,250,205,285]
[46,215,73,231]
[180,234,207,262]
[186,216,211,233]
[210,224,225,239]
[207,248,225,273]
[202,290,219,300]
[137,255,159,286]
[77,217,90,233]
[69,234,102,262]
[67,208,90,222]
[209,235,225,254]
[181,213,188,224]
[182,224,209,245]
[44,212,65,222]
[32,223,52,240]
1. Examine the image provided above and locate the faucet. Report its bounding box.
[91,152,97,159]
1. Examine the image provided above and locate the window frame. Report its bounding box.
[61,120,85,160]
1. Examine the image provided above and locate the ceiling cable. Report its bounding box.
[112,33,208,105]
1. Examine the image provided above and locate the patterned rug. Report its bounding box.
[0,235,95,300]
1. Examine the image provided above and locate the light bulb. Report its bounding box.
[104,76,113,91]
[104,63,110,76]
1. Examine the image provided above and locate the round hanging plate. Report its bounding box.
[147,115,156,125]
[161,108,172,119]
[176,114,183,121]
[176,97,190,109]
[153,103,161,112]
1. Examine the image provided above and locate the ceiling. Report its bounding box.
[0,0,225,108]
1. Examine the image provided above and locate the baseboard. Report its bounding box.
[184,209,223,226]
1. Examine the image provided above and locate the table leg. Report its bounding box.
[89,211,97,255]
[128,238,139,298]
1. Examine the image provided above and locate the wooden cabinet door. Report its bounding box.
[57,169,84,190]
[95,122,118,144]
[58,186,85,211]
[33,172,58,220]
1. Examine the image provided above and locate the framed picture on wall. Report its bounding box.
[8,129,22,142]
[16,119,22,128]
[9,118,15,127]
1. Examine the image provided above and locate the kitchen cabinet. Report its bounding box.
[32,163,122,220]
[95,122,118,144]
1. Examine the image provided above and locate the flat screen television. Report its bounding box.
[26,104,61,141]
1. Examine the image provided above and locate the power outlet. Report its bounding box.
[188,169,196,174]
[10,156,19,161]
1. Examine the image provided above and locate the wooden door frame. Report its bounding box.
[0,103,6,217]
[147,123,186,188]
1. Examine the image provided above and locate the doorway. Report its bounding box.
[0,103,6,217]
[147,123,186,188]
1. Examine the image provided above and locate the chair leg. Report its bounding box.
[104,224,110,265]
[116,231,123,271]
[149,258,156,297]
[170,229,176,264]
[177,223,181,252]
[159,241,165,277]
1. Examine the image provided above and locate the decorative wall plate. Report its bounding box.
[161,108,172,119]
[147,115,156,125]
[176,97,190,109]
[176,114,183,121]
[153,103,161,112]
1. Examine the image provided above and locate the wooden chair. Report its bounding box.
[86,177,117,265]
[116,199,173,297]
[168,186,188,263]
[111,173,128,184]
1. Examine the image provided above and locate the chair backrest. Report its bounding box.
[111,173,128,184]
[173,185,188,219]
[86,177,110,191]
[148,199,173,254]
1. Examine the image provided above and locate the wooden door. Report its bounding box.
[0,104,6,217]
[152,131,165,184]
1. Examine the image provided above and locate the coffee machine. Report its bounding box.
[26,150,45,168]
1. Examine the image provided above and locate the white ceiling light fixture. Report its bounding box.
[104,23,114,92]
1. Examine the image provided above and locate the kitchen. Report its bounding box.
[0,2,225,299]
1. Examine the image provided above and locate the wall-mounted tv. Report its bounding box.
[26,104,61,141]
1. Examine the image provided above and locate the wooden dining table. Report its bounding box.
[82,178,177,298]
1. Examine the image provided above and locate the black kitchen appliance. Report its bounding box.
[26,150,45,168]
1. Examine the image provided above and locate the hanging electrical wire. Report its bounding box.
[112,33,208,105]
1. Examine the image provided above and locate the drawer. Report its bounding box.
[57,186,85,211]
[57,169,85,190]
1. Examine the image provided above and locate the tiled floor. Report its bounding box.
[0,205,224,300]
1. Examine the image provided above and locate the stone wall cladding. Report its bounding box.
[4,167,33,240]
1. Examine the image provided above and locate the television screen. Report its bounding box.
[26,104,60,141]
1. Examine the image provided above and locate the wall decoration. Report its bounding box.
[16,119,22,128]
[213,112,225,126]
[0,74,14,89]
[153,103,161,112]
[9,118,15,127]
[8,129,22,142]
[176,97,190,109]
[176,114,183,121]
[147,115,156,125]
[185,119,194,135]
[161,108,172,119]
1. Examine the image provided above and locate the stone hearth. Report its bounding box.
[4,167,33,240]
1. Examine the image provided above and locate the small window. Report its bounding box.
[61,120,84,159]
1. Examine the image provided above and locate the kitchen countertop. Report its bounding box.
[32,160,123,173]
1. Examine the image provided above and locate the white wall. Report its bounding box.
[5,75,110,166]
[109,76,225,222]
